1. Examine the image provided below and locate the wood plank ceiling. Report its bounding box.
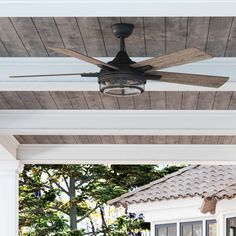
[0,91,235,110]
[0,17,235,145]
[0,17,235,57]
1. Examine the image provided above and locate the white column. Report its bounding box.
[0,161,24,236]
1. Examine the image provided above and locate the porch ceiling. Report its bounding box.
[0,17,236,146]
[0,17,235,58]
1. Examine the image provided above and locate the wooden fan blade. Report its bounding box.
[49,47,118,70]
[146,71,229,88]
[131,48,212,70]
[10,72,99,78]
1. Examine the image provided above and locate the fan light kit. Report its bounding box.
[10,23,229,97]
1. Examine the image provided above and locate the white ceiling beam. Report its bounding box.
[0,136,19,160]
[18,144,236,165]
[0,110,236,135]
[0,0,235,17]
[1,57,236,91]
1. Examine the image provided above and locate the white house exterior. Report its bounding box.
[109,165,236,236]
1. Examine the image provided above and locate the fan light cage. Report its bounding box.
[99,76,145,97]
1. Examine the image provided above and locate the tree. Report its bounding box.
[19,164,183,235]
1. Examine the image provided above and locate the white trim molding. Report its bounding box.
[0,110,236,135]
[0,136,19,160]
[18,144,236,164]
[0,57,236,91]
[0,0,236,17]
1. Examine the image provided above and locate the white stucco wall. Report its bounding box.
[128,197,236,236]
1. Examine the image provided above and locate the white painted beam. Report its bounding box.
[0,57,236,91]
[0,110,236,135]
[0,0,236,17]
[18,144,236,165]
[0,136,19,160]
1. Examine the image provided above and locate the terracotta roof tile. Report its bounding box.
[109,165,236,206]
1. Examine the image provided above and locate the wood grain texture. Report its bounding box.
[0,18,28,56]
[186,17,210,51]
[143,17,165,57]
[54,17,87,54]
[225,17,236,56]
[206,17,233,57]
[10,17,48,56]
[15,135,236,144]
[148,71,228,88]
[32,17,65,56]
[0,17,235,57]
[76,17,107,57]
[0,91,234,110]
[132,48,211,70]
[165,17,188,54]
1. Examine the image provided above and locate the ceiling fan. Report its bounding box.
[10,23,229,97]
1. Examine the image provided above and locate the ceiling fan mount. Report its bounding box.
[10,23,229,97]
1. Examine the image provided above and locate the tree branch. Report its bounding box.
[77,204,99,223]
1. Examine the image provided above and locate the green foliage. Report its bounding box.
[19,164,184,235]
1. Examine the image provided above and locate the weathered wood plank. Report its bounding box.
[178,136,192,144]
[113,136,128,144]
[100,93,119,109]
[166,92,182,109]
[67,91,88,109]
[225,17,236,56]
[127,136,140,144]
[18,135,39,144]
[83,91,104,109]
[153,136,166,144]
[86,136,102,144]
[34,135,51,144]
[150,91,165,109]
[218,136,233,144]
[205,136,219,144]
[61,135,77,144]
[47,135,65,144]
[0,18,28,56]
[181,92,198,109]
[17,92,41,109]
[99,17,121,57]
[50,91,73,109]
[197,92,215,109]
[228,92,236,109]
[10,17,48,56]
[165,17,188,54]
[33,92,58,109]
[133,92,150,109]
[117,96,135,109]
[76,17,106,57]
[166,136,179,144]
[192,136,206,144]
[32,17,65,56]
[206,17,233,56]
[0,93,10,109]
[144,17,165,56]
[186,17,210,51]
[0,39,9,56]
[74,136,89,144]
[140,136,154,144]
[100,136,115,144]
[121,17,146,56]
[54,17,87,54]
[213,91,232,109]
[1,91,26,109]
